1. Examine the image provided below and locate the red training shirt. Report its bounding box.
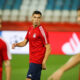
[25,25,49,64]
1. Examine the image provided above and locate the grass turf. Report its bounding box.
[3,54,80,80]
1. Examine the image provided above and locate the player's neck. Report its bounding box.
[33,24,40,28]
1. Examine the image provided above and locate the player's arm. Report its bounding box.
[59,53,80,72]
[42,44,51,70]
[12,39,28,49]
[4,60,11,80]
[48,53,80,80]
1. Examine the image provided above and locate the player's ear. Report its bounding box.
[40,16,42,21]
[31,16,33,19]
[31,16,33,21]
[31,14,34,19]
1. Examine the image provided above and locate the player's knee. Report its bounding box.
[26,78,31,80]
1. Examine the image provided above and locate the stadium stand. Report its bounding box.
[0,0,80,22]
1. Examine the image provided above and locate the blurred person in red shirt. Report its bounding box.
[0,26,12,80]
[0,16,11,80]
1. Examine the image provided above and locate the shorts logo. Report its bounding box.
[28,74,32,77]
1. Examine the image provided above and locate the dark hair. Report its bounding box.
[32,10,42,16]
[77,7,80,11]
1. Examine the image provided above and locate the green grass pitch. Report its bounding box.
[3,54,80,80]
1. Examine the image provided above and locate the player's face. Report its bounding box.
[32,14,41,27]
[77,10,80,23]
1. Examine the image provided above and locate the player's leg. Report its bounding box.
[26,63,42,80]
[35,64,42,80]
[35,69,42,80]
[26,78,31,80]
[26,63,38,80]
[26,63,33,80]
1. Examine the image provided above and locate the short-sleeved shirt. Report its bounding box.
[0,38,11,80]
[25,25,49,64]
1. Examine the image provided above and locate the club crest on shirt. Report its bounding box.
[29,32,30,34]
[33,33,36,38]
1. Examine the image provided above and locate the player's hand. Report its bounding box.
[42,62,46,70]
[48,69,63,80]
[12,43,16,49]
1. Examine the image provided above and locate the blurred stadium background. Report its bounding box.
[0,0,80,22]
[0,0,80,80]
